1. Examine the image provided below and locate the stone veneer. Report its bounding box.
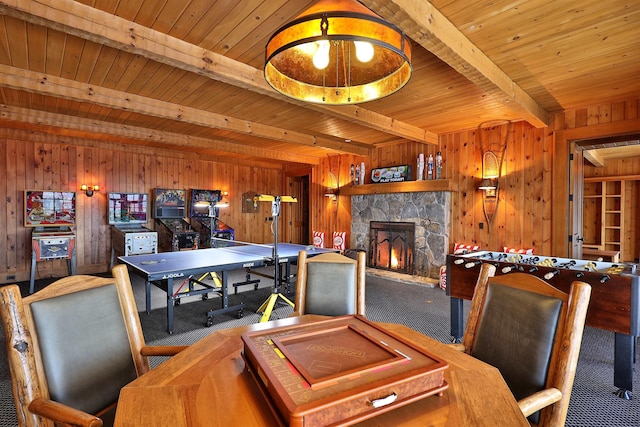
[350,192,450,279]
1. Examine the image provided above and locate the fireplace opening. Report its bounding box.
[369,221,415,274]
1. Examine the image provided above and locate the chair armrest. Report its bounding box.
[517,387,562,417]
[140,345,188,357]
[448,343,466,352]
[28,397,103,427]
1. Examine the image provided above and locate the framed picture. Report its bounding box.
[108,192,150,225]
[242,191,259,213]
[190,189,222,218]
[153,188,186,219]
[25,190,76,227]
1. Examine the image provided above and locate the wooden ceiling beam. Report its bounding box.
[361,0,549,128]
[0,104,321,165]
[0,0,435,144]
[582,149,606,167]
[0,124,288,170]
[0,64,369,156]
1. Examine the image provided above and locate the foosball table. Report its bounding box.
[446,250,639,399]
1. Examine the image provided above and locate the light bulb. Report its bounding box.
[296,42,317,56]
[313,40,330,70]
[354,41,374,63]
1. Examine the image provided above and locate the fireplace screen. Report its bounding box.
[369,221,415,274]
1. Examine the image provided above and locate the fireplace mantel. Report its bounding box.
[340,179,458,195]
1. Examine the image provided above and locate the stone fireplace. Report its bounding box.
[350,191,450,279]
[369,221,415,274]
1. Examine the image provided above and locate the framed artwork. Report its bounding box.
[190,189,222,218]
[108,192,149,225]
[153,188,186,219]
[25,190,76,227]
[242,191,259,213]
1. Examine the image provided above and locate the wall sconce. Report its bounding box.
[80,184,100,197]
[478,178,498,197]
[479,151,500,228]
[216,191,230,208]
[324,189,338,201]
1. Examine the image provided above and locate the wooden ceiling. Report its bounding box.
[0,0,638,167]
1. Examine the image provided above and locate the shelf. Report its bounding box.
[339,179,458,195]
[584,174,640,182]
[582,177,628,261]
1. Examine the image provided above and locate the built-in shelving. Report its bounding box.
[583,176,630,259]
[339,179,458,195]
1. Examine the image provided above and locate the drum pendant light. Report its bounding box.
[265,0,412,105]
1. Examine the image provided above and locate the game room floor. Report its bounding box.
[1,266,638,427]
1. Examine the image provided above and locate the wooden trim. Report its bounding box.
[584,174,640,182]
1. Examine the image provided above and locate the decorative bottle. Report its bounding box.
[417,154,424,181]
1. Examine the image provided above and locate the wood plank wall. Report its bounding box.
[437,121,551,254]
[2,98,639,283]
[311,98,640,262]
[0,128,286,283]
[315,122,553,255]
[308,153,367,247]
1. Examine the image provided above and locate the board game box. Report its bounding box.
[241,315,449,427]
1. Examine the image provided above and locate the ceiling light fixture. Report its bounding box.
[264,0,412,105]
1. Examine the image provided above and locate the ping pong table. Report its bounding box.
[119,242,336,333]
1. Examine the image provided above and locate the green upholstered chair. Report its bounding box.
[292,250,366,317]
[0,264,186,427]
[454,263,591,426]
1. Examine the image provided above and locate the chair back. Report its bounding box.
[463,263,591,426]
[0,265,149,427]
[293,250,366,316]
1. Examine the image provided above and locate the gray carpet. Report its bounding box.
[1,269,639,426]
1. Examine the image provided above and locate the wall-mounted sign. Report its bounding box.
[371,165,412,183]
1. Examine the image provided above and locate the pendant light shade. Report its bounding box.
[265,0,412,105]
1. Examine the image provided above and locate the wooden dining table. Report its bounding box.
[114,315,529,426]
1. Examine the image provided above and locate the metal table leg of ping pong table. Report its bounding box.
[204,270,245,327]
[145,272,244,334]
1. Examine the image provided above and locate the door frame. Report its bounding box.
[552,119,640,257]
[282,167,311,244]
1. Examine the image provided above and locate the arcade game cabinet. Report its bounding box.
[189,189,235,248]
[109,192,158,268]
[153,188,199,252]
[25,190,77,294]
